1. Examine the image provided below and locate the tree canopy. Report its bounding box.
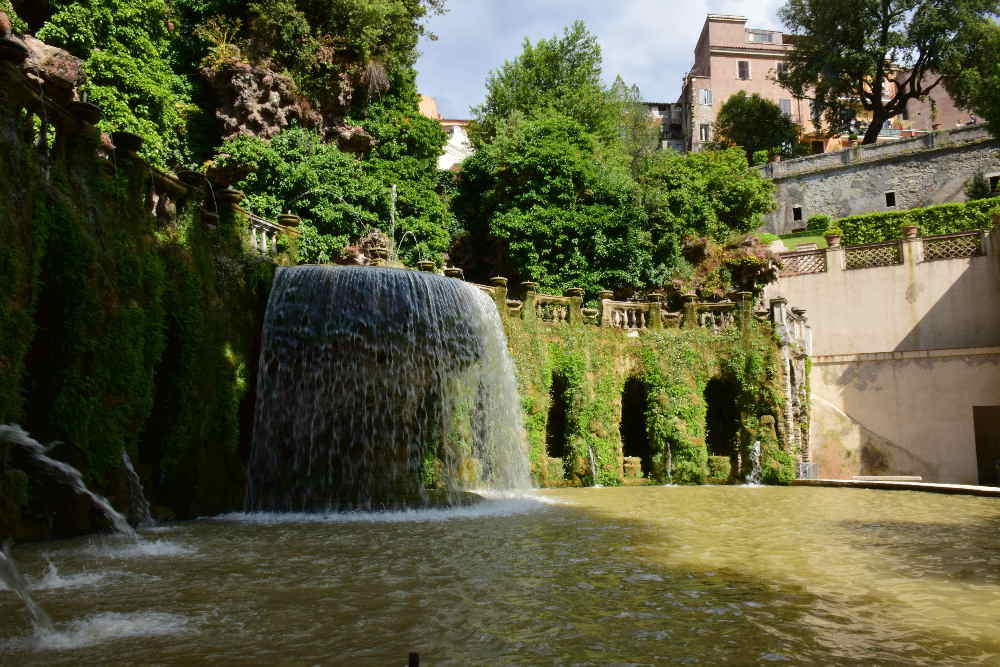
[942,20,1000,133]
[713,92,799,164]
[777,0,1000,144]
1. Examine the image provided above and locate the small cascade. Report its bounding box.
[665,441,673,485]
[0,545,54,632]
[0,425,137,539]
[746,440,762,485]
[121,451,154,527]
[587,445,602,487]
[247,266,531,511]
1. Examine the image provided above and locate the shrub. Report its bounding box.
[707,455,731,482]
[836,196,1000,245]
[806,214,832,232]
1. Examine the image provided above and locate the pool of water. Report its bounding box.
[1,486,998,665]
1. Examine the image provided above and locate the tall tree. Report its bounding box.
[941,21,1000,134]
[471,21,622,146]
[777,0,1000,144]
[713,91,799,163]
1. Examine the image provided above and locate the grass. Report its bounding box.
[778,234,828,250]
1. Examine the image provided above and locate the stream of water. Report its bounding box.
[1,486,997,665]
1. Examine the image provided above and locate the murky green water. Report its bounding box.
[1,486,998,665]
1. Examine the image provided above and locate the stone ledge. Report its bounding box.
[792,479,1000,497]
[812,346,1000,365]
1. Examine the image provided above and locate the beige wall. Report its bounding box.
[811,348,1000,484]
[765,235,1000,356]
[767,228,1000,483]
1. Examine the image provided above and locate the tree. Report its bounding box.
[777,0,1000,144]
[635,148,776,281]
[454,111,650,294]
[713,92,799,163]
[942,21,1000,133]
[471,21,623,146]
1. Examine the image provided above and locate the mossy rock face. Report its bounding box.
[706,455,731,483]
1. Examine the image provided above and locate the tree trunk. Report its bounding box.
[861,113,888,145]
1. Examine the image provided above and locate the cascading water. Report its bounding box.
[121,451,154,527]
[0,425,137,539]
[0,545,53,633]
[587,445,602,487]
[247,265,531,511]
[746,440,762,485]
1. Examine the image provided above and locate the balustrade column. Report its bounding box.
[565,288,584,325]
[598,290,614,327]
[521,282,538,322]
[682,293,698,329]
[646,292,663,329]
[734,291,752,332]
[490,277,509,316]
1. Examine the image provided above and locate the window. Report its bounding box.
[748,30,774,43]
[698,88,713,105]
[699,124,711,142]
[776,62,788,77]
[885,191,896,207]
[738,61,750,80]
[792,206,803,222]
[811,140,825,154]
[779,99,792,118]
[989,175,1000,192]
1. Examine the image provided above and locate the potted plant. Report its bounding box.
[823,227,844,247]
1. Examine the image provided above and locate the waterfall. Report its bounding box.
[587,445,602,487]
[0,544,54,632]
[121,451,154,527]
[247,266,531,511]
[747,440,762,485]
[0,425,137,539]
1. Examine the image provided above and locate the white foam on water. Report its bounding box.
[32,560,109,590]
[213,491,560,525]
[79,538,195,559]
[3,612,192,652]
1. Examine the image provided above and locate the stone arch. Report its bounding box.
[544,371,570,480]
[704,376,740,462]
[620,377,652,481]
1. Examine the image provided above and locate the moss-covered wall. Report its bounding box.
[506,316,796,487]
[0,67,276,539]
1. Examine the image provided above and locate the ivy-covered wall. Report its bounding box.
[506,317,795,487]
[0,71,275,540]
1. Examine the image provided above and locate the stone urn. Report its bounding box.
[823,231,842,248]
[69,101,102,125]
[217,186,245,205]
[490,276,508,288]
[444,267,465,280]
[901,224,919,240]
[277,213,301,228]
[565,287,585,298]
[417,260,435,272]
[598,289,614,301]
[110,131,143,155]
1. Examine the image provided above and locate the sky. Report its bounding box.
[415,1,787,119]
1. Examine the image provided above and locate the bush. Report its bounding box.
[806,214,832,233]
[837,196,1000,245]
[707,455,731,482]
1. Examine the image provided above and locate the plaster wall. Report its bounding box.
[767,232,1000,483]
[810,349,1000,484]
[760,127,1000,233]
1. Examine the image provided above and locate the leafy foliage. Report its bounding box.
[834,196,1000,245]
[712,91,799,163]
[37,0,194,167]
[0,0,26,32]
[455,111,649,294]
[777,0,1000,144]
[942,21,1000,134]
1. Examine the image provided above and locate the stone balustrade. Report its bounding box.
[246,212,286,255]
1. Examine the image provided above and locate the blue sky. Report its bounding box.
[415,1,786,119]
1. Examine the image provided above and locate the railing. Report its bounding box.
[779,249,827,277]
[603,301,651,329]
[697,302,736,331]
[535,294,572,324]
[845,240,902,270]
[922,231,984,262]
[246,212,284,255]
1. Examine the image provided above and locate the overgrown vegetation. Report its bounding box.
[506,317,792,487]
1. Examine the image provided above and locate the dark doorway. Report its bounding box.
[704,378,740,458]
[620,378,652,477]
[545,373,570,463]
[973,406,1000,486]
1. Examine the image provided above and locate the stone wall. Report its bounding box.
[759,126,1000,233]
[765,223,1000,483]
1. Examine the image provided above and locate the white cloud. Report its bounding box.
[416,0,786,118]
